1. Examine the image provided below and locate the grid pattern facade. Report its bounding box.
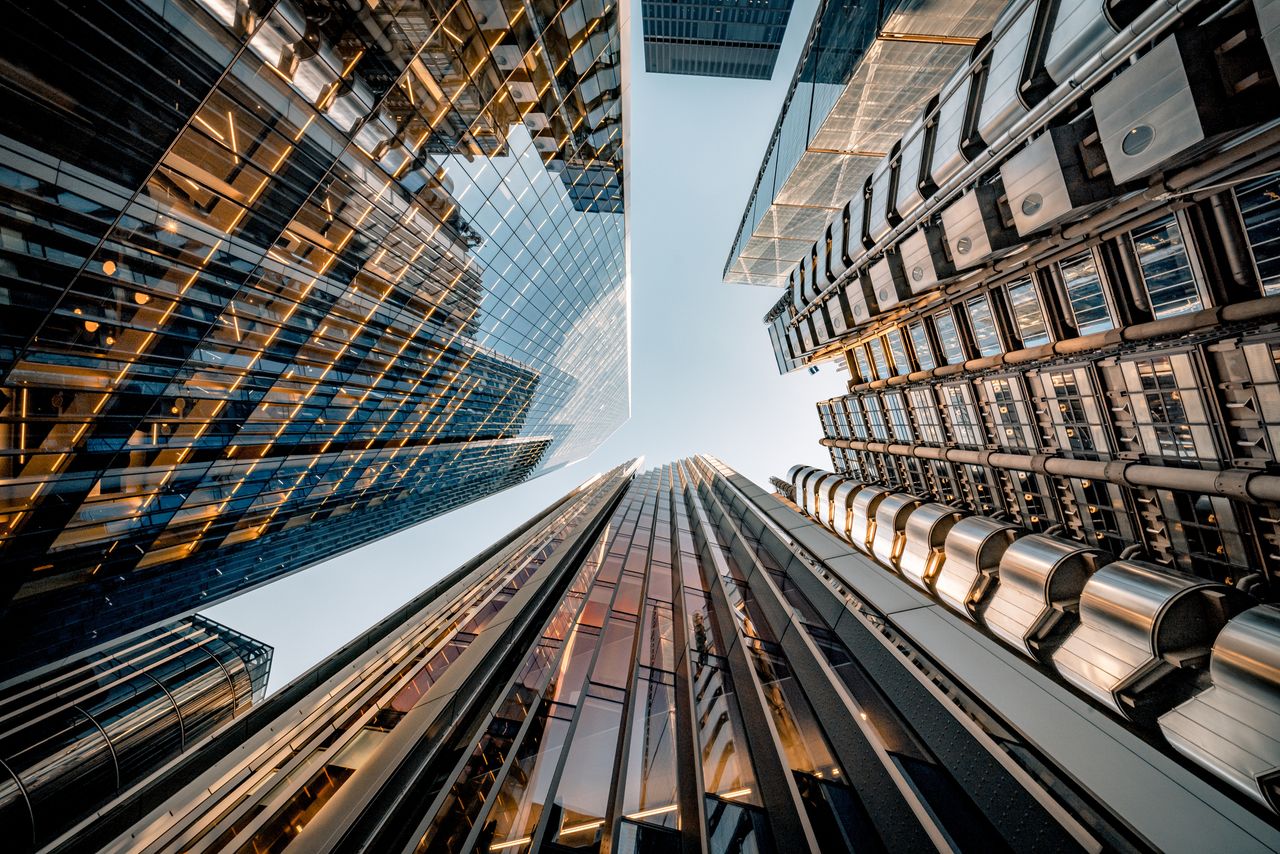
[641,0,794,79]
[0,614,270,849]
[57,457,1280,854]
[0,0,629,675]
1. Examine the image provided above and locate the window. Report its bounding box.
[961,464,998,515]
[885,330,911,376]
[842,397,869,440]
[864,394,890,441]
[868,337,891,380]
[928,460,962,505]
[933,310,965,364]
[1237,175,1280,296]
[908,321,935,370]
[1042,368,1110,458]
[1127,355,1219,463]
[854,346,875,382]
[1058,250,1113,334]
[883,391,913,442]
[1132,215,1202,318]
[1005,279,1050,347]
[831,401,851,440]
[940,383,985,448]
[964,295,1003,357]
[1071,478,1135,552]
[909,388,946,444]
[983,377,1038,451]
[1010,470,1058,531]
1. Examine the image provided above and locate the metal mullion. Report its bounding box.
[677,465,819,852]
[424,482,636,854]
[697,470,947,853]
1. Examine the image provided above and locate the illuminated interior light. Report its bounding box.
[559,819,604,837]
[625,804,678,821]
[84,320,99,333]
[101,259,117,276]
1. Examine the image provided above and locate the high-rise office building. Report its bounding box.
[0,0,630,676]
[641,0,795,79]
[40,457,1280,854]
[763,0,1280,586]
[0,613,271,850]
[723,0,1005,284]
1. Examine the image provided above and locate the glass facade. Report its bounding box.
[0,614,270,849]
[66,456,1280,854]
[642,0,795,79]
[0,0,629,676]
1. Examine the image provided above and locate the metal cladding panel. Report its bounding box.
[900,226,956,294]
[789,267,804,308]
[866,152,898,244]
[805,248,824,303]
[1263,0,1280,76]
[930,64,977,188]
[940,182,1019,269]
[847,193,868,255]
[819,223,837,285]
[871,494,922,568]
[977,0,1039,143]
[798,318,815,352]
[1045,0,1117,84]
[1092,37,1199,183]
[894,100,937,220]
[899,504,964,591]
[843,269,880,327]
[829,213,853,279]
[1001,123,1116,234]
[868,249,912,311]
[937,516,1021,617]
[787,325,802,359]
[1159,604,1280,811]
[814,302,836,343]
[827,288,851,337]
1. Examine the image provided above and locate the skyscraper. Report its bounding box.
[44,458,1280,854]
[762,0,1280,587]
[641,0,795,79]
[723,0,1005,285]
[0,0,630,676]
[0,614,271,850]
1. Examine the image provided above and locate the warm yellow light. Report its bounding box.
[102,260,117,276]
[625,804,678,821]
[559,819,604,837]
[84,320,99,333]
[134,291,150,305]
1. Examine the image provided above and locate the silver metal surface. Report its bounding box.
[844,269,879,328]
[1053,560,1233,717]
[930,64,980,188]
[828,479,863,540]
[1092,35,1204,184]
[940,183,1020,269]
[937,516,1023,617]
[850,486,892,552]
[894,100,937,220]
[977,0,1040,143]
[900,225,956,294]
[868,249,911,312]
[1262,0,1280,77]
[1044,0,1116,84]
[1000,121,1114,235]
[898,504,965,591]
[867,154,898,244]
[1159,604,1280,812]
[871,493,924,568]
[984,533,1102,658]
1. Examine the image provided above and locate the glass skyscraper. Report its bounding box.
[0,0,629,676]
[641,0,795,79]
[40,457,1280,854]
[0,613,271,850]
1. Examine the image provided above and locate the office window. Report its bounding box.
[868,337,891,380]
[908,321,935,370]
[1128,354,1217,463]
[1237,174,1280,295]
[1071,478,1135,553]
[964,295,1003,357]
[909,388,946,445]
[1041,368,1111,458]
[842,397,869,441]
[831,400,851,440]
[983,377,1038,451]
[864,394,890,441]
[961,465,998,515]
[933,310,965,364]
[885,330,911,376]
[853,345,875,382]
[1159,491,1248,582]
[817,402,837,438]
[1058,250,1113,334]
[940,383,985,448]
[1010,470,1058,531]
[1005,279,1050,347]
[1132,215,1202,318]
[883,391,913,442]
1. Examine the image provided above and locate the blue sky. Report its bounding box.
[206,0,844,690]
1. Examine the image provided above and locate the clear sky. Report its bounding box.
[206,0,844,691]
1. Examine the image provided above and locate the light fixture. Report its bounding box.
[134,292,150,306]
[102,260,117,276]
[84,320,99,332]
